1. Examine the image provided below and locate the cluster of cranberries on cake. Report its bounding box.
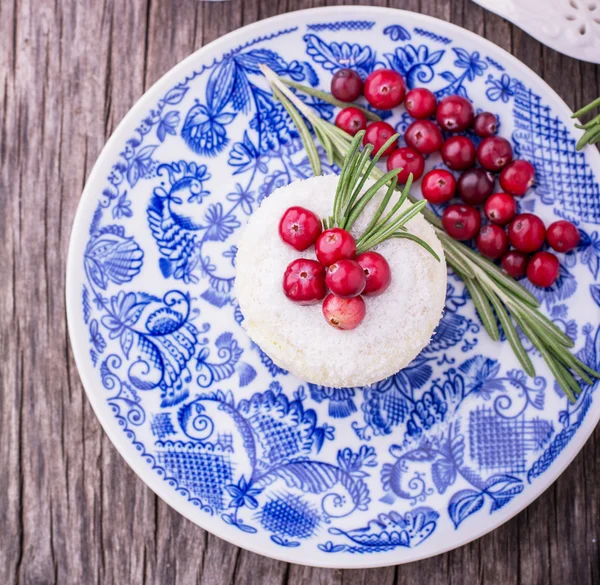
[329,67,579,290]
[234,175,446,388]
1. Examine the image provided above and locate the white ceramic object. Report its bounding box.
[473,0,600,63]
[66,6,600,568]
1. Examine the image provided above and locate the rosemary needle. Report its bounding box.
[572,96,600,150]
[260,65,600,401]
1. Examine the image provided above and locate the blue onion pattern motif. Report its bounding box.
[112,192,133,219]
[127,145,159,187]
[485,73,522,103]
[77,19,600,560]
[182,102,236,156]
[383,24,411,42]
[228,131,268,175]
[384,44,445,87]
[453,48,488,81]
[579,228,600,279]
[303,34,376,78]
[84,225,143,290]
[436,48,488,98]
[320,508,439,553]
[157,111,180,142]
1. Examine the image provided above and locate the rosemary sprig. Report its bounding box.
[322,129,439,260]
[260,65,600,401]
[572,96,600,150]
[278,77,382,122]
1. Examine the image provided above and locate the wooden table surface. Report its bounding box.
[1,0,600,583]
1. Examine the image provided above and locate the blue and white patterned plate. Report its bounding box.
[66,7,600,568]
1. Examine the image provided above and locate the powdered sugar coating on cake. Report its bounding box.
[235,174,447,388]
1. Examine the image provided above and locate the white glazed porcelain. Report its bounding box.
[66,6,600,568]
[473,0,600,63]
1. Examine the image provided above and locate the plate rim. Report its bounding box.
[66,4,600,568]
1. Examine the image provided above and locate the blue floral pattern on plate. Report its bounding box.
[67,7,600,568]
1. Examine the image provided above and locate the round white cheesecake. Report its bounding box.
[235,174,447,388]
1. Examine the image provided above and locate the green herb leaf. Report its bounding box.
[261,64,600,401]
[464,279,501,343]
[274,86,321,175]
[279,77,382,121]
[384,230,441,262]
[484,287,534,375]
[572,96,600,150]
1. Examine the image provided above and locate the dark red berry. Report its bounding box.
[335,107,367,136]
[404,120,443,154]
[330,68,363,102]
[484,193,517,225]
[527,251,560,288]
[442,204,481,240]
[282,259,326,305]
[363,69,406,110]
[356,251,392,296]
[476,224,509,260]
[278,206,322,251]
[457,168,494,205]
[387,147,425,183]
[322,294,366,330]
[325,259,367,298]
[473,112,498,137]
[441,136,476,171]
[508,213,546,253]
[546,220,580,253]
[315,228,356,266]
[421,169,457,204]
[501,251,529,279]
[436,95,474,132]
[477,136,513,171]
[499,160,535,196]
[363,121,397,156]
[404,87,437,119]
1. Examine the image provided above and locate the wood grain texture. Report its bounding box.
[0,0,599,583]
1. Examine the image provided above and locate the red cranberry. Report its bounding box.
[282,259,326,305]
[484,193,517,226]
[363,122,397,156]
[363,69,406,110]
[404,87,437,119]
[546,220,580,253]
[457,168,494,205]
[508,213,546,253]
[335,107,367,136]
[527,251,560,288]
[278,206,322,251]
[476,224,509,260]
[499,160,535,196]
[356,251,392,296]
[442,204,481,240]
[501,251,529,279]
[325,259,367,298]
[330,68,363,102]
[436,95,474,132]
[473,112,498,137]
[322,294,366,330]
[387,147,425,183]
[421,169,457,204]
[441,136,476,171]
[315,228,356,266]
[477,136,513,171]
[404,120,443,154]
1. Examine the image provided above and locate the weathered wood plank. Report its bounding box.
[0,0,599,584]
